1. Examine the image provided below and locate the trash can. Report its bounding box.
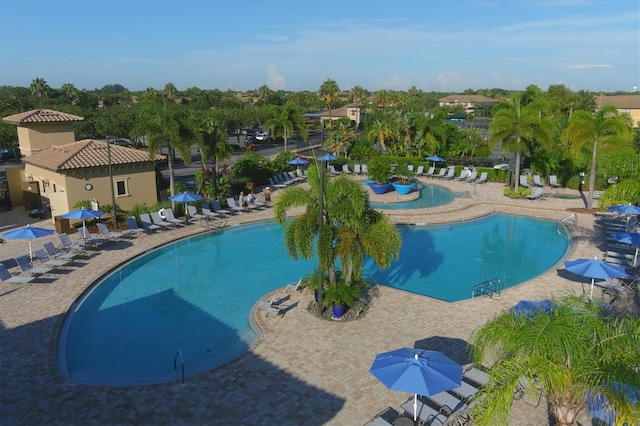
[54,216,71,234]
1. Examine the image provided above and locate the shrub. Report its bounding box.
[599,180,640,208]
[503,187,531,199]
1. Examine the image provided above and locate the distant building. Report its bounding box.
[438,95,499,115]
[597,95,640,127]
[319,103,363,128]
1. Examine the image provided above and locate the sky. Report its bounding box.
[0,0,638,93]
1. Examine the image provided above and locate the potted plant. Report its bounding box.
[367,156,393,194]
[323,281,358,319]
[392,160,415,195]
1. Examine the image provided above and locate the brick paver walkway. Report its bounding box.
[0,179,613,425]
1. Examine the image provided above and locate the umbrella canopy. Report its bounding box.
[288,157,309,165]
[370,348,462,421]
[168,192,204,203]
[564,258,630,300]
[510,300,553,317]
[318,153,337,162]
[608,204,640,215]
[3,224,55,260]
[424,155,446,168]
[61,207,104,219]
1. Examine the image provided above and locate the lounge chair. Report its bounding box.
[450,380,481,401]
[424,166,435,178]
[34,248,70,268]
[125,217,146,235]
[425,391,466,416]
[79,227,106,246]
[329,165,340,175]
[140,213,162,233]
[59,233,86,251]
[442,168,456,180]
[414,165,424,176]
[549,175,562,188]
[296,168,308,180]
[258,294,276,309]
[97,222,125,239]
[513,376,543,407]
[162,209,187,226]
[342,164,352,174]
[519,175,530,188]
[0,263,35,284]
[226,197,245,214]
[476,171,488,184]
[150,211,175,230]
[212,200,232,216]
[533,175,544,187]
[454,169,470,181]
[274,174,294,186]
[268,177,287,189]
[463,366,490,386]
[285,277,302,292]
[361,164,368,174]
[286,171,304,184]
[526,187,545,201]
[408,164,414,173]
[434,168,447,179]
[465,170,478,182]
[199,203,220,219]
[186,205,208,224]
[44,241,77,260]
[15,255,52,276]
[401,397,448,425]
[266,304,285,317]
[354,164,361,174]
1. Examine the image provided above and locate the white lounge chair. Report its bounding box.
[476,171,488,184]
[533,175,544,187]
[186,205,208,224]
[361,164,368,174]
[526,187,545,201]
[424,166,435,178]
[414,165,424,176]
[354,164,361,174]
[150,211,175,230]
[342,164,352,174]
[44,241,77,260]
[0,263,35,284]
[454,169,470,181]
[15,255,51,276]
[162,209,187,226]
[434,168,447,179]
[329,165,340,175]
[285,278,302,292]
[258,294,276,309]
[226,197,244,214]
[140,213,162,233]
[442,168,456,180]
[408,164,414,173]
[519,175,530,188]
[465,170,478,181]
[549,175,562,188]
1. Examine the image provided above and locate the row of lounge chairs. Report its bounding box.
[268,171,306,189]
[425,167,488,185]
[520,174,562,189]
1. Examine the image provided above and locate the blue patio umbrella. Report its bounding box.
[3,224,55,260]
[62,207,104,237]
[510,300,553,317]
[424,155,446,168]
[564,258,630,300]
[608,204,640,215]
[588,384,639,426]
[369,347,462,422]
[609,232,640,267]
[318,153,337,162]
[168,192,204,203]
[287,157,309,166]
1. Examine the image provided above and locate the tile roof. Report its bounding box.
[2,109,84,125]
[22,139,164,172]
[597,95,640,109]
[439,94,499,104]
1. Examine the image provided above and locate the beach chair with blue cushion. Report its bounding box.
[0,263,35,284]
[125,217,146,235]
[34,248,70,269]
[212,200,232,216]
[44,241,77,260]
[140,213,162,233]
[15,255,52,276]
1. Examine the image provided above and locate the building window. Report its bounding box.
[115,178,129,197]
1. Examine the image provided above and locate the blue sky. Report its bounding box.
[1,0,638,93]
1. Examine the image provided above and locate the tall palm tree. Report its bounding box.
[60,83,78,105]
[325,122,356,158]
[562,105,633,209]
[200,117,233,197]
[351,85,367,134]
[274,166,401,289]
[257,85,272,105]
[470,294,640,426]
[374,90,392,111]
[30,77,50,99]
[490,94,553,190]
[367,118,393,154]
[319,78,340,130]
[264,103,308,152]
[163,82,178,100]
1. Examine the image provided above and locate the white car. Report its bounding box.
[493,163,511,170]
[256,132,270,141]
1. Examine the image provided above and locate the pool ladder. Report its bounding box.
[174,350,185,386]
[560,213,578,228]
[471,277,503,300]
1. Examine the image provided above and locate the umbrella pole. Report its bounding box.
[29,240,33,262]
[413,393,417,422]
[589,278,595,300]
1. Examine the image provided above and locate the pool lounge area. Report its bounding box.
[0,178,612,425]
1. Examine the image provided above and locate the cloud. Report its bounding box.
[267,65,286,90]
[568,63,613,69]
[375,74,411,91]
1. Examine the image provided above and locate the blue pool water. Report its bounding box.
[369,183,455,210]
[58,214,571,386]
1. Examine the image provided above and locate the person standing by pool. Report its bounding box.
[238,191,246,208]
[263,187,272,207]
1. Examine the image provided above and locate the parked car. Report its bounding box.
[256,132,270,141]
[244,135,257,146]
[0,148,21,162]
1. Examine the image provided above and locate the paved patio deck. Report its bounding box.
[0,178,619,425]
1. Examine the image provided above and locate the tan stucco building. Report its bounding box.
[319,103,363,128]
[438,94,500,115]
[597,95,640,128]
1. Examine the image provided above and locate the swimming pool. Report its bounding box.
[369,183,455,210]
[58,214,571,386]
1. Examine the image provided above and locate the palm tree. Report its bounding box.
[562,105,633,209]
[490,94,553,190]
[257,85,272,105]
[374,90,392,111]
[470,294,640,426]
[325,122,356,158]
[200,117,233,197]
[351,85,367,135]
[367,118,393,154]
[319,78,340,130]
[274,166,401,291]
[264,103,308,152]
[163,82,178,100]
[30,77,50,99]
[60,83,78,105]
